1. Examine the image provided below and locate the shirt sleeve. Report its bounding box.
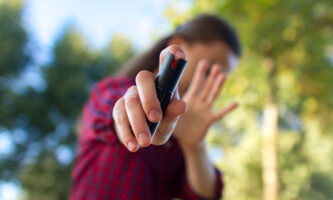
[79,76,134,144]
[70,134,156,200]
[71,77,155,200]
[176,167,224,200]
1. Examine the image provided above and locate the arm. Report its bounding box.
[78,76,134,144]
[174,60,238,198]
[71,76,154,200]
[173,142,224,200]
[183,145,219,199]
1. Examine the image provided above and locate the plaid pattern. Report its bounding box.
[70,76,223,200]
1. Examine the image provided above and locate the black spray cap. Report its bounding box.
[156,52,188,93]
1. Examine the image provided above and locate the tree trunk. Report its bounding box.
[262,102,278,200]
[262,58,279,200]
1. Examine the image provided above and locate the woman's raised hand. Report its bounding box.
[174,60,238,152]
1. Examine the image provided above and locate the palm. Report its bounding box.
[174,60,238,150]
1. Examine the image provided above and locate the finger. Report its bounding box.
[213,102,239,121]
[186,60,209,96]
[152,97,187,145]
[112,98,139,152]
[200,64,221,100]
[206,73,226,105]
[135,70,162,122]
[159,45,186,70]
[163,98,187,123]
[124,86,151,147]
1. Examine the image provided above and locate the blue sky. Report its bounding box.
[14,0,190,92]
[23,0,176,49]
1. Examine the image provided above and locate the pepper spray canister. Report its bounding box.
[147,52,188,137]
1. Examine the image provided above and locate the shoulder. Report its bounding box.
[89,76,135,104]
[91,76,135,95]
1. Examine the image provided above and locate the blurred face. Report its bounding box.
[176,40,239,95]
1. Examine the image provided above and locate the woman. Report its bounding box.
[71,14,241,200]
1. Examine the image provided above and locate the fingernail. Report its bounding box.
[127,141,136,151]
[138,133,150,146]
[175,51,185,60]
[149,109,162,122]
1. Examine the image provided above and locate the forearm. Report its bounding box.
[182,143,218,199]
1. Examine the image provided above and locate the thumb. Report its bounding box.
[151,87,187,145]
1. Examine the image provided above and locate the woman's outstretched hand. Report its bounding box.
[112,45,187,152]
[174,60,238,153]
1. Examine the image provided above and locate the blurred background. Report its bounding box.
[0,0,332,199]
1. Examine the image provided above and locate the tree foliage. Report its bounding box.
[167,0,333,199]
[0,1,134,199]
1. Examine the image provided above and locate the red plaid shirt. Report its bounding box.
[70,76,224,200]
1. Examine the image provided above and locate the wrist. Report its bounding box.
[180,141,206,157]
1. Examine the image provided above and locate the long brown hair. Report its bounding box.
[117,14,241,78]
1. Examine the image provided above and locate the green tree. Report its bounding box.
[0,0,28,76]
[0,0,30,180]
[0,1,135,198]
[17,28,134,199]
[167,0,333,199]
